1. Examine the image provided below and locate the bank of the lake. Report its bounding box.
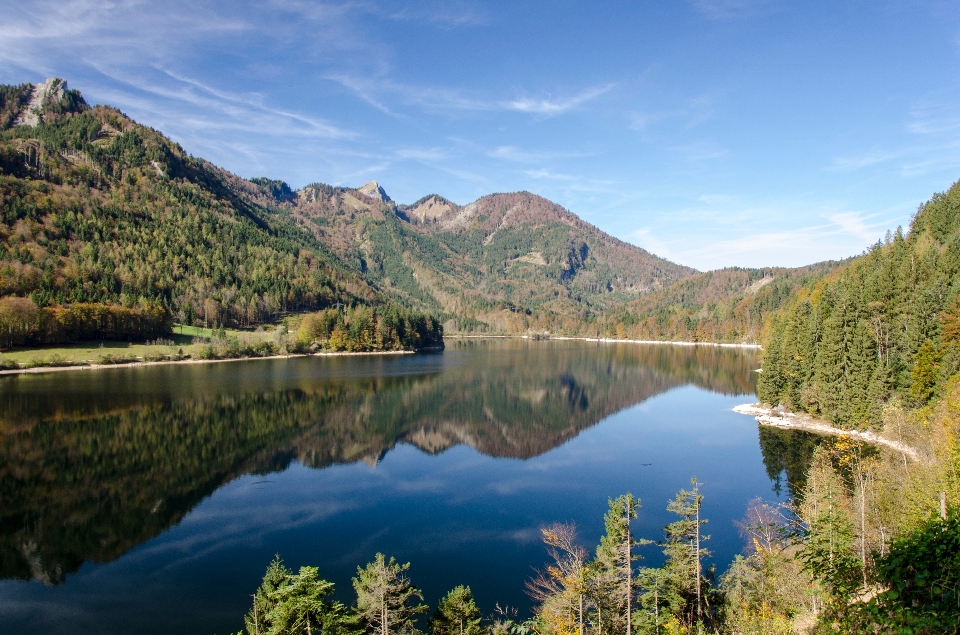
[732,402,921,460]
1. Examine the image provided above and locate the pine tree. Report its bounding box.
[428,586,482,635]
[661,478,710,628]
[244,556,350,635]
[591,493,643,635]
[353,553,428,635]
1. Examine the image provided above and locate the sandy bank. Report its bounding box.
[733,403,920,461]
[448,334,761,349]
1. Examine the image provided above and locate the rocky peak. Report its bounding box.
[357,180,391,203]
[14,78,69,127]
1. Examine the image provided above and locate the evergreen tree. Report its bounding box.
[245,556,350,635]
[353,553,428,635]
[428,586,482,635]
[660,478,710,628]
[590,493,642,635]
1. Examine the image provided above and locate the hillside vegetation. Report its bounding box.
[594,262,843,343]
[759,180,960,427]
[734,180,960,632]
[1,77,842,347]
[0,80,456,352]
[274,183,696,334]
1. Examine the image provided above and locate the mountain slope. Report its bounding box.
[249,180,696,332]
[759,178,960,426]
[0,79,380,328]
[593,262,845,344]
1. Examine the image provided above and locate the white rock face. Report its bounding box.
[13,78,67,128]
[357,180,391,203]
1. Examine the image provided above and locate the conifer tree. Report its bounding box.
[245,556,350,635]
[591,493,642,635]
[428,586,482,635]
[661,478,710,628]
[353,553,428,635]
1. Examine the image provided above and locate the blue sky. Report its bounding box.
[3,1,960,270]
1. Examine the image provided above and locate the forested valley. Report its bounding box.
[3,78,960,632]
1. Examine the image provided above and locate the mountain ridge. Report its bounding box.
[0,77,840,342]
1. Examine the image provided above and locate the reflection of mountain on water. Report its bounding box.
[0,340,757,584]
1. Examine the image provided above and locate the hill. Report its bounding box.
[0,78,697,341]
[592,261,844,344]
[258,181,696,334]
[0,79,388,337]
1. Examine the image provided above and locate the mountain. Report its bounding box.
[593,262,845,344]
[0,78,694,336]
[252,180,696,332]
[0,79,383,328]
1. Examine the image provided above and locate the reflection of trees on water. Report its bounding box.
[0,340,757,584]
[756,427,824,500]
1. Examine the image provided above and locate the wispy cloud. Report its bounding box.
[504,84,615,115]
[378,0,489,28]
[630,94,717,134]
[327,74,616,118]
[631,208,903,270]
[395,147,449,161]
[827,97,960,177]
[488,145,588,163]
[525,169,578,181]
[907,99,960,135]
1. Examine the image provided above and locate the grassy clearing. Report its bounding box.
[0,324,284,369]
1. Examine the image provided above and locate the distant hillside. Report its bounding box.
[593,262,844,344]
[0,77,854,344]
[249,179,695,334]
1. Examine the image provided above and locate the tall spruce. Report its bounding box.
[661,478,710,628]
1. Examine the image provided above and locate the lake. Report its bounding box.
[0,339,820,635]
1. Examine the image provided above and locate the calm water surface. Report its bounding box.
[0,339,819,634]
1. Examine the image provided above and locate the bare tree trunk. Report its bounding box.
[695,500,701,623]
[579,592,584,635]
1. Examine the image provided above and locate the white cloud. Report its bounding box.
[488,145,587,163]
[525,169,578,181]
[395,147,449,161]
[629,207,906,270]
[631,228,676,261]
[504,84,615,115]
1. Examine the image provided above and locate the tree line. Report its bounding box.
[0,295,169,348]
[758,179,960,428]
[296,305,444,352]
[235,475,958,635]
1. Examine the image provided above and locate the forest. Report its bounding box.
[0,80,393,349]
[234,474,958,635]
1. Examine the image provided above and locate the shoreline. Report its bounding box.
[732,403,920,461]
[0,349,417,377]
[448,333,762,349]
[0,335,757,377]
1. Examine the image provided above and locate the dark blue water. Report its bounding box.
[0,339,815,634]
